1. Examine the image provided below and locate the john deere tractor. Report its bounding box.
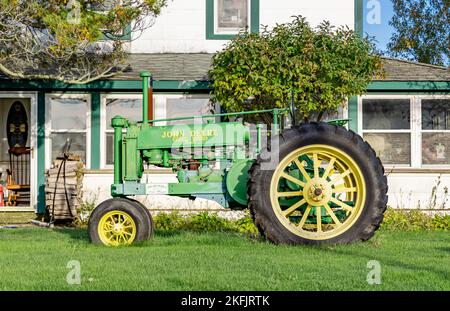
[88,72,388,246]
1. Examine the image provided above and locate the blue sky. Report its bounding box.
[362,0,395,53]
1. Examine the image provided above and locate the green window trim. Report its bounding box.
[354,0,363,36]
[91,92,101,169]
[1,80,448,92]
[37,91,46,214]
[348,96,359,132]
[206,0,260,40]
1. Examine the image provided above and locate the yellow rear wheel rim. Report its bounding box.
[270,144,366,240]
[98,211,137,246]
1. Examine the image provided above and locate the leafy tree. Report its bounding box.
[0,0,167,83]
[209,16,383,122]
[387,0,449,66]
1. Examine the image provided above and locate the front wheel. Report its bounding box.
[88,198,152,246]
[248,122,388,245]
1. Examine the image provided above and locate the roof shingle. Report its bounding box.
[116,54,449,82]
[0,53,448,82]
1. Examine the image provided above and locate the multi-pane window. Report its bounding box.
[362,99,411,165]
[421,99,450,165]
[102,95,212,167]
[165,97,212,125]
[217,0,249,33]
[47,95,90,166]
[104,97,142,166]
[361,96,450,168]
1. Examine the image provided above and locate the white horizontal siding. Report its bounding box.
[131,0,355,53]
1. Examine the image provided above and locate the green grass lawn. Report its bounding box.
[0,227,449,291]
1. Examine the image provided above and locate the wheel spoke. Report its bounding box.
[313,153,320,178]
[322,157,336,179]
[329,169,351,185]
[120,233,127,242]
[324,203,342,225]
[316,206,322,233]
[293,159,311,182]
[118,215,125,224]
[330,197,354,212]
[333,186,357,193]
[297,205,312,229]
[282,198,307,217]
[280,172,306,188]
[276,191,303,198]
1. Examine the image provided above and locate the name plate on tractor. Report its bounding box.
[145,183,169,195]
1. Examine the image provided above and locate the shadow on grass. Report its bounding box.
[436,247,450,253]
[154,229,185,238]
[53,227,89,241]
[51,226,255,244]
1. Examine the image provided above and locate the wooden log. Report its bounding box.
[46,194,77,201]
[46,172,81,178]
[45,186,81,194]
[46,176,78,185]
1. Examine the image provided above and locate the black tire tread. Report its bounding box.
[88,198,152,245]
[248,122,388,245]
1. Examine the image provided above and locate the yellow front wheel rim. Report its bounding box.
[270,144,366,240]
[98,211,137,246]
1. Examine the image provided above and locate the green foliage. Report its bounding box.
[153,211,185,231]
[233,214,260,235]
[0,0,167,83]
[189,212,233,232]
[432,214,450,230]
[387,0,449,66]
[209,15,383,121]
[73,195,98,226]
[382,208,450,231]
[153,211,259,236]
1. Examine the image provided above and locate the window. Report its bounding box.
[421,99,450,165]
[360,96,450,168]
[362,98,412,165]
[101,94,213,167]
[102,95,142,166]
[206,0,259,40]
[165,97,212,125]
[217,0,249,33]
[154,95,213,126]
[46,95,90,168]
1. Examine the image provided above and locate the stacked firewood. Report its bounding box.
[45,156,84,220]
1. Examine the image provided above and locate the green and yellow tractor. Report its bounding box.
[88,72,388,246]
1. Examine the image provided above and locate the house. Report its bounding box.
[0,0,449,219]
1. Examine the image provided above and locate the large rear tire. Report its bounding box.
[248,122,388,245]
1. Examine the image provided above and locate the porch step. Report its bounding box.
[0,210,36,224]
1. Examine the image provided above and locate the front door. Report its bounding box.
[0,96,34,208]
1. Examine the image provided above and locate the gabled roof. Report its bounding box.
[116,54,449,82]
[380,57,450,81]
[112,53,214,81]
[1,53,448,82]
